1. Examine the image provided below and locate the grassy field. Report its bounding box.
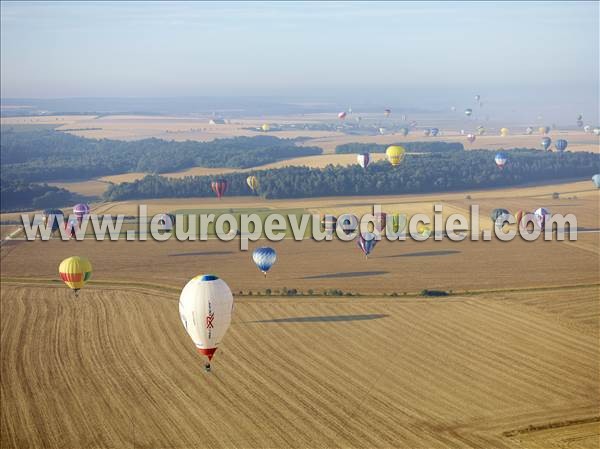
[1,282,598,449]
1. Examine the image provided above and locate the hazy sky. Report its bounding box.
[1,1,598,98]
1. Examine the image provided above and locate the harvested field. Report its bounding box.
[47,180,110,198]
[1,282,598,449]
[1,236,598,295]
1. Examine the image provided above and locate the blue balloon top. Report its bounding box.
[200,274,219,281]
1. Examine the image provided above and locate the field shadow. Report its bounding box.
[301,271,388,279]
[168,251,233,257]
[384,250,460,258]
[250,314,389,324]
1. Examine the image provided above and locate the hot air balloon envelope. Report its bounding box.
[555,139,568,152]
[386,146,405,167]
[357,153,370,169]
[252,247,277,275]
[495,152,508,169]
[179,275,234,364]
[59,256,92,293]
[211,179,228,199]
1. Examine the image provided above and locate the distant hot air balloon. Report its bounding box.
[156,213,175,231]
[541,137,552,151]
[42,209,64,232]
[464,108,473,117]
[467,133,476,143]
[374,212,387,233]
[525,126,534,135]
[386,146,405,167]
[64,217,78,239]
[500,127,509,137]
[357,232,377,259]
[357,153,370,169]
[379,127,386,135]
[179,274,233,372]
[477,125,485,135]
[534,207,551,231]
[384,108,391,117]
[515,210,525,227]
[423,128,431,137]
[592,174,600,188]
[430,128,440,137]
[416,223,431,239]
[495,152,508,169]
[246,175,258,193]
[390,213,407,234]
[583,125,591,133]
[321,215,337,236]
[211,179,228,199]
[398,127,409,137]
[474,94,481,102]
[490,208,511,228]
[539,126,550,135]
[73,203,90,226]
[555,139,568,152]
[517,211,536,231]
[338,111,347,120]
[338,214,358,235]
[252,247,277,277]
[577,114,583,121]
[594,127,600,136]
[59,256,92,296]
[450,106,456,112]
[261,123,270,132]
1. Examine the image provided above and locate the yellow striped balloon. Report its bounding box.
[59,256,92,294]
[246,175,258,193]
[385,145,406,167]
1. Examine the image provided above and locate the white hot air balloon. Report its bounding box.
[179,274,234,372]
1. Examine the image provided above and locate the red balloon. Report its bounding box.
[211,179,228,199]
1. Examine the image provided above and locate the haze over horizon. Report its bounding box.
[1,1,598,122]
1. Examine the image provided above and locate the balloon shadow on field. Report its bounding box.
[384,250,460,258]
[250,314,389,324]
[168,251,233,257]
[301,271,388,279]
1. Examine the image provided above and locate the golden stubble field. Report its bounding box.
[1,181,599,449]
[1,282,598,449]
[1,236,599,296]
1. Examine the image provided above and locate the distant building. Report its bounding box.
[209,118,225,125]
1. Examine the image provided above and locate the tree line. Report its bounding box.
[0,129,322,184]
[103,149,600,201]
[1,180,82,212]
